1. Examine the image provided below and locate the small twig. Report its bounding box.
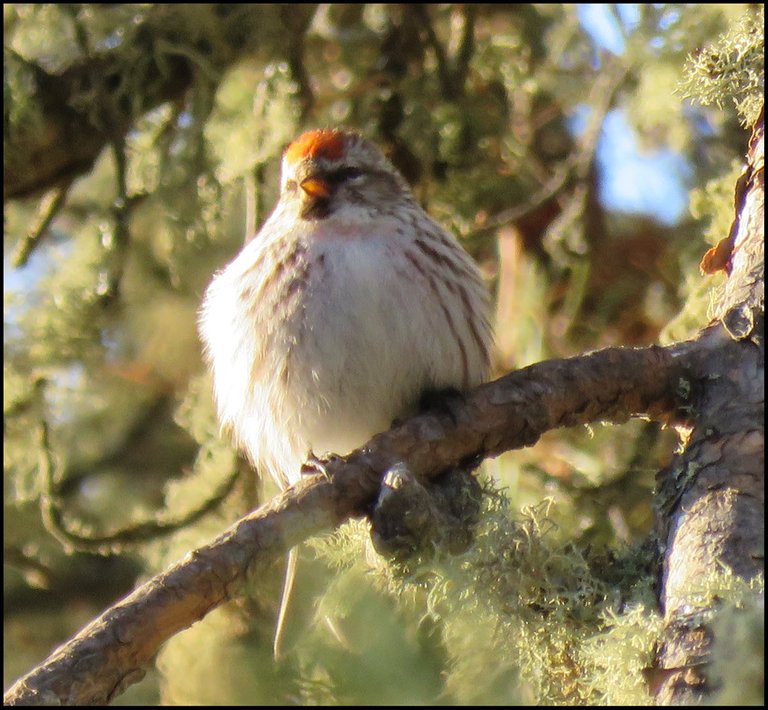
[280,5,315,121]
[3,376,47,421]
[154,38,221,84]
[38,422,241,554]
[3,546,56,590]
[412,4,476,100]
[60,3,92,58]
[244,163,266,243]
[92,141,131,304]
[478,166,574,232]
[12,184,71,267]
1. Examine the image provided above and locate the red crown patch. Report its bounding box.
[285,129,346,165]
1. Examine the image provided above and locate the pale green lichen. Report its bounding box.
[680,7,764,126]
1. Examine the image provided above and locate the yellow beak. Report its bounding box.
[300,176,332,199]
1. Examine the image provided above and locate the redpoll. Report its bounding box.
[199,127,492,655]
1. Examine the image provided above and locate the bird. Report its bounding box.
[199,127,492,657]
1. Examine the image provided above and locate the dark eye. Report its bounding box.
[285,179,298,192]
[332,167,364,182]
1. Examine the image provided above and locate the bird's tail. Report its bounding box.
[273,545,298,660]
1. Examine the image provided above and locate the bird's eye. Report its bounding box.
[334,167,364,182]
[285,179,298,192]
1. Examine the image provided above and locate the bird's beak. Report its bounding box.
[300,175,332,199]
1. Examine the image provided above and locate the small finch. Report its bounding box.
[199,128,492,655]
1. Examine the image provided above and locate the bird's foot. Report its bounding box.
[370,462,483,561]
[300,451,342,481]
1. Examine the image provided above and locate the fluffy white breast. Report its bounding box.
[200,214,490,489]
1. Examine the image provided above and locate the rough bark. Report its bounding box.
[653,106,764,705]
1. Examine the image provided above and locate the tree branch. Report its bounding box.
[12,182,72,267]
[5,342,687,706]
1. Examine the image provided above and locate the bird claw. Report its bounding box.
[370,462,483,560]
[300,451,340,481]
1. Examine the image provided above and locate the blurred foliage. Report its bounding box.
[3,3,763,705]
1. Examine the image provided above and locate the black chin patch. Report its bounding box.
[300,197,332,220]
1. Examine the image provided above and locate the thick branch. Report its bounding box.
[4,343,685,706]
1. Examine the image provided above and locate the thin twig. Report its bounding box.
[37,423,241,555]
[411,5,455,99]
[60,3,92,58]
[280,7,315,121]
[3,546,56,590]
[12,184,71,267]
